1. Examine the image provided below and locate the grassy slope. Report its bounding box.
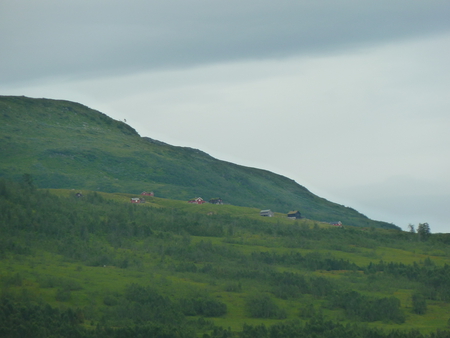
[0,95,397,229]
[1,187,450,335]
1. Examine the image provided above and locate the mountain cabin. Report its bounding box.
[131,197,146,204]
[287,210,302,219]
[209,198,223,205]
[188,197,206,205]
[260,209,274,217]
[141,191,154,196]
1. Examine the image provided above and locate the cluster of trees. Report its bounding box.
[2,293,450,338]
[0,297,87,338]
[270,273,335,300]
[64,281,226,326]
[0,296,200,338]
[409,223,431,241]
[365,260,450,301]
[240,318,450,338]
[250,251,359,271]
[329,290,405,323]
[179,296,227,317]
[245,294,286,319]
[100,283,227,326]
[0,285,223,338]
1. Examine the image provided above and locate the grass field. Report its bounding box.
[1,182,450,337]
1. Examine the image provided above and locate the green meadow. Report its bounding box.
[1,179,450,337]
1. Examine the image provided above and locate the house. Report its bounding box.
[260,209,274,217]
[209,198,223,205]
[188,197,206,205]
[330,221,343,227]
[131,197,146,204]
[287,210,302,219]
[141,191,154,196]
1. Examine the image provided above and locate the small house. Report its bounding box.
[330,221,343,227]
[131,197,146,204]
[287,210,302,219]
[188,197,206,205]
[141,191,154,196]
[260,209,274,217]
[209,198,223,205]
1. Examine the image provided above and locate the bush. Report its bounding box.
[412,293,427,314]
[246,294,286,319]
[330,291,405,323]
[103,295,119,306]
[180,296,227,317]
[120,283,184,324]
[55,288,71,302]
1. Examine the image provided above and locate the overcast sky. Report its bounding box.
[1,1,450,233]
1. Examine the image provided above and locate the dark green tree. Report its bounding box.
[245,294,286,319]
[417,223,431,241]
[412,293,427,315]
[21,173,35,190]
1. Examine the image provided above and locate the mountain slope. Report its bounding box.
[0,95,398,229]
[1,180,450,336]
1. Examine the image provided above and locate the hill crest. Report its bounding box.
[0,95,399,230]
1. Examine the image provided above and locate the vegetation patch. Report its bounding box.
[1,178,450,336]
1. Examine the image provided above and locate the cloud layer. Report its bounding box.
[2,1,450,84]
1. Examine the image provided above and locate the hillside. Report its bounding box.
[0,95,398,229]
[1,179,450,337]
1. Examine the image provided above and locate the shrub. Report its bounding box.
[180,296,227,317]
[246,294,286,319]
[55,288,71,302]
[412,293,427,314]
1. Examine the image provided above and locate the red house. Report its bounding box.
[188,197,206,205]
[141,191,154,196]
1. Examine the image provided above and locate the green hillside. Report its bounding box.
[0,95,397,229]
[1,179,450,338]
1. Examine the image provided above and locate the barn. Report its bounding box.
[287,210,302,219]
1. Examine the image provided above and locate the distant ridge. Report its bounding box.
[0,95,399,229]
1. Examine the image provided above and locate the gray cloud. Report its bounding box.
[2,1,450,84]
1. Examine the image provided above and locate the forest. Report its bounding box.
[1,177,450,337]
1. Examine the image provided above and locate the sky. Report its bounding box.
[1,1,450,233]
